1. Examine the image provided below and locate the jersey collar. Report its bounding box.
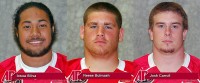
[15,52,57,72]
[148,52,190,68]
[80,58,125,71]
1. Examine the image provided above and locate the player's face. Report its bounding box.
[80,11,124,55]
[17,7,52,57]
[149,11,187,54]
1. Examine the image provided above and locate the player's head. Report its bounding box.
[13,2,56,57]
[148,2,188,54]
[80,2,124,55]
[83,2,122,28]
[149,2,188,30]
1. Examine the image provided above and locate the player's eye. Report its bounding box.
[172,25,177,29]
[104,25,112,29]
[90,25,97,28]
[38,24,47,28]
[23,25,31,29]
[158,24,165,28]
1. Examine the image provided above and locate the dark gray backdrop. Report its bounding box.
[0,0,200,62]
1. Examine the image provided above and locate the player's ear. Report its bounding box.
[52,26,55,32]
[119,27,124,42]
[16,32,18,38]
[183,29,188,40]
[80,25,84,40]
[149,27,153,40]
[15,28,19,38]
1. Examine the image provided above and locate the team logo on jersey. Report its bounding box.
[1,70,22,83]
[67,70,87,83]
[134,70,153,83]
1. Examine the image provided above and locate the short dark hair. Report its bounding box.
[13,2,57,52]
[149,2,188,30]
[83,2,122,28]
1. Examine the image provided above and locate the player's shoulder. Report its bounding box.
[123,60,133,70]
[189,54,200,62]
[133,54,149,62]
[53,53,68,72]
[65,58,82,77]
[188,54,200,66]
[123,60,138,74]
[124,60,145,76]
[0,56,16,69]
[68,58,82,64]
[188,54,200,71]
[68,58,82,66]
[124,60,132,66]
[56,52,67,60]
[132,54,151,73]
[68,58,82,69]
[54,52,67,64]
[133,54,149,66]
[124,60,137,69]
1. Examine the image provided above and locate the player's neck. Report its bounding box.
[21,50,53,67]
[153,47,185,72]
[84,50,119,72]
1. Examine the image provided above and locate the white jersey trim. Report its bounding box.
[182,53,190,67]
[15,52,57,72]
[80,58,87,70]
[148,53,156,68]
[80,58,125,71]
[117,59,125,71]
[148,52,190,68]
